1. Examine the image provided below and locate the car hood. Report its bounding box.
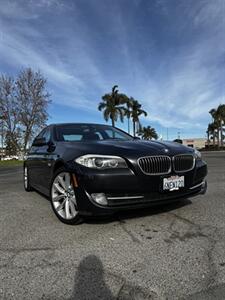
[60,139,194,160]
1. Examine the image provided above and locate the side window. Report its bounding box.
[105,129,123,139]
[42,128,51,143]
[33,127,51,146]
[36,129,45,139]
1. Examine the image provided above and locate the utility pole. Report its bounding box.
[177,130,181,139]
[166,128,169,140]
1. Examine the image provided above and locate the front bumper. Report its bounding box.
[73,159,207,216]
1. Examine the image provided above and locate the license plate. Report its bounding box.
[163,176,184,191]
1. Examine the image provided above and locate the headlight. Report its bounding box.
[194,149,201,159]
[75,154,128,169]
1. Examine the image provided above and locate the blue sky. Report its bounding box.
[0,0,224,140]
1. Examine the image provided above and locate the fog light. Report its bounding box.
[91,193,108,205]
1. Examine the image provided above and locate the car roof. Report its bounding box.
[49,123,110,127]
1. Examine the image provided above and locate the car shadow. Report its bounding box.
[71,255,115,300]
[85,198,192,225]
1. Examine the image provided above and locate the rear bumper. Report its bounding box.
[74,160,207,216]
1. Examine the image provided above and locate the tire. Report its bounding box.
[50,167,82,225]
[24,165,33,192]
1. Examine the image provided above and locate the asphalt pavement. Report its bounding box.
[0,152,225,299]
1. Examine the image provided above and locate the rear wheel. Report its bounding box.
[24,166,33,192]
[50,168,82,225]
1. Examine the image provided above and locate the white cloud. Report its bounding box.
[0,1,108,109]
[0,28,83,87]
[121,0,225,130]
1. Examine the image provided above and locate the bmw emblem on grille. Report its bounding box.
[164,148,169,153]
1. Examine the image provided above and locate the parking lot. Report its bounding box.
[0,152,225,299]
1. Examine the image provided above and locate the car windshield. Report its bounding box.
[55,124,133,142]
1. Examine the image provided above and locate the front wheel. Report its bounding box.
[50,168,82,225]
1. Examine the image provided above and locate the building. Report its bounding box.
[182,138,206,149]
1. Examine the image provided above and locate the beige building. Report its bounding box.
[182,138,206,149]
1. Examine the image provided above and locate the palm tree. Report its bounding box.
[138,125,158,140]
[216,104,225,148]
[124,98,133,134]
[129,97,147,136]
[206,128,210,148]
[98,85,128,127]
[209,105,225,148]
[207,122,216,147]
[209,108,220,148]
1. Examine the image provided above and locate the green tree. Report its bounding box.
[129,98,147,136]
[138,125,158,140]
[98,85,128,127]
[5,130,20,156]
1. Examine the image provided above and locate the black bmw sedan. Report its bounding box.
[24,123,207,224]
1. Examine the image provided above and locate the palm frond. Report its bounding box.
[103,108,110,122]
[98,102,106,111]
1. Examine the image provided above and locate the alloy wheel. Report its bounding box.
[51,172,78,220]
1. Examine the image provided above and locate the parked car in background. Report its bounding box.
[2,156,19,161]
[24,123,207,224]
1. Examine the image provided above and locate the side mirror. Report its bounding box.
[173,139,183,144]
[33,137,47,146]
